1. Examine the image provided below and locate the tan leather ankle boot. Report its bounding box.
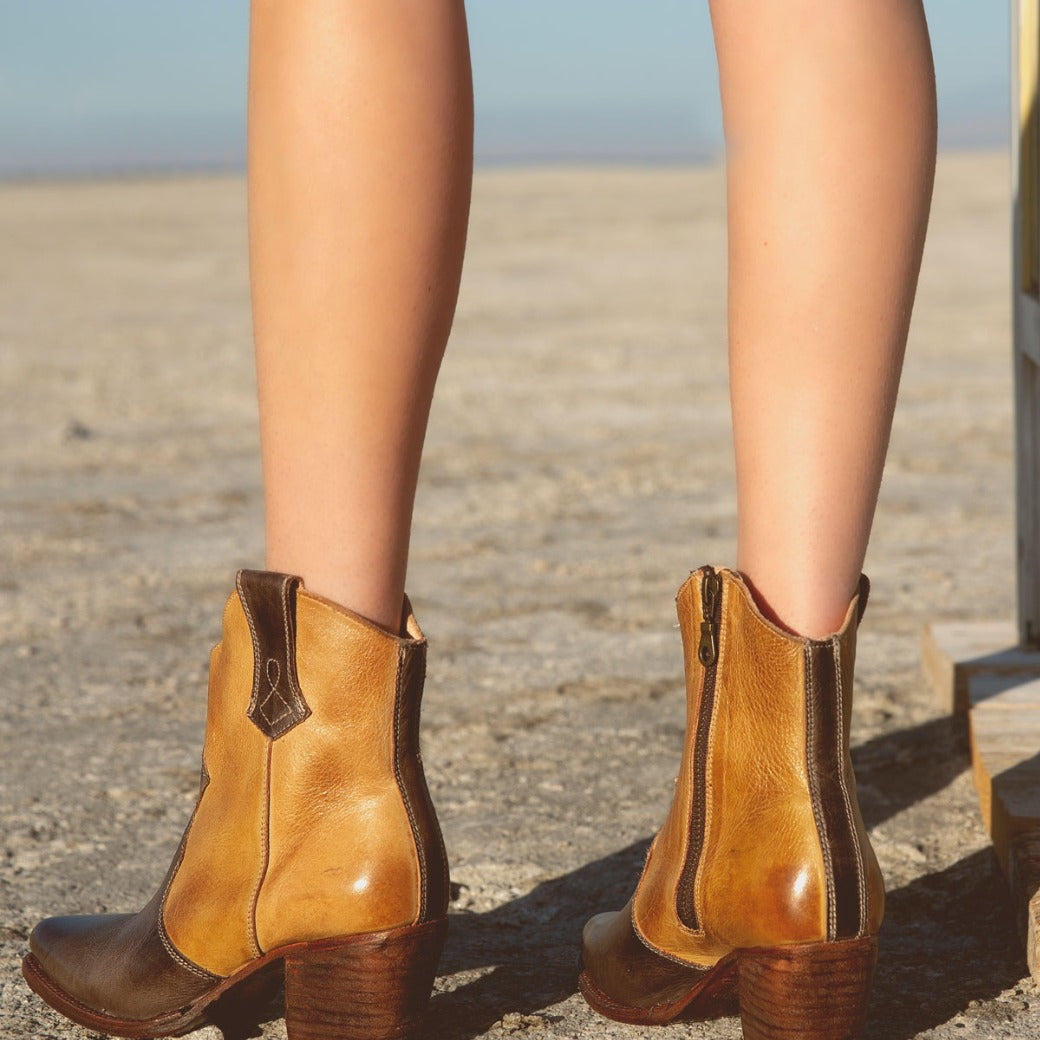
[580,566,883,1040]
[23,570,448,1040]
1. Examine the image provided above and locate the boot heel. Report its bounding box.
[284,919,447,1040]
[737,936,877,1040]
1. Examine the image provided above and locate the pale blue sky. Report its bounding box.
[0,2,1009,176]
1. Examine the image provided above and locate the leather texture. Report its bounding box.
[28,846,217,1021]
[164,591,270,973]
[393,631,451,922]
[26,571,446,1021]
[585,566,882,993]
[237,570,311,739]
[581,900,715,1011]
[254,589,428,952]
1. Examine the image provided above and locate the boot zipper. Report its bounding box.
[697,569,721,667]
[676,566,722,929]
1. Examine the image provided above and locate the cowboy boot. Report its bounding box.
[23,569,448,1040]
[580,566,883,1040]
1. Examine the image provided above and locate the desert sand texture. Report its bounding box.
[0,151,1029,1039]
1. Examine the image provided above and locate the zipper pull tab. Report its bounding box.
[697,569,721,667]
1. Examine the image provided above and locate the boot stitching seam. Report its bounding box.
[246,741,273,959]
[805,644,837,942]
[158,814,222,981]
[393,644,428,923]
[831,636,867,938]
[419,650,451,910]
[271,575,307,735]
[237,571,263,719]
[237,573,310,740]
[156,917,216,981]
[630,902,727,969]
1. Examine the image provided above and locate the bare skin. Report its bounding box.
[248,0,472,632]
[247,0,935,640]
[711,0,937,636]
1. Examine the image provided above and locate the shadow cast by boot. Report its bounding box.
[867,848,1025,1039]
[203,960,285,1040]
[429,844,1026,1040]
[428,839,652,1040]
[852,714,969,831]
[428,714,1022,1040]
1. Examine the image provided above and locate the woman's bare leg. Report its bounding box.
[710,0,936,636]
[248,0,472,631]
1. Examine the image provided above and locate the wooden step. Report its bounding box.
[967,672,1040,980]
[921,620,1039,713]
[922,622,1040,980]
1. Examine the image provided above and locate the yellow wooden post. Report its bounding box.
[1019,0,1039,299]
[921,0,1040,982]
[1015,0,1040,642]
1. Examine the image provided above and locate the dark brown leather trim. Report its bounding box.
[580,903,731,1020]
[804,639,864,941]
[856,574,870,623]
[28,827,220,1022]
[236,570,311,740]
[392,640,450,922]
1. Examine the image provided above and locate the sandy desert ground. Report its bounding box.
[0,151,1031,1038]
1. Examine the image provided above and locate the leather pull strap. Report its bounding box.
[804,638,866,941]
[236,569,311,740]
[855,575,870,623]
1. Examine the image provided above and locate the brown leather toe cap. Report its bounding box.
[28,903,217,1022]
[580,901,722,1014]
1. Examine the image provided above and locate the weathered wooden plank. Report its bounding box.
[968,713,1040,835]
[1018,0,1039,295]
[1014,352,1040,645]
[1015,0,1040,647]
[967,667,1040,968]
[968,673,1040,831]
[921,620,1038,713]
[1009,830,1040,979]
[971,673,1040,706]
[1019,295,1040,368]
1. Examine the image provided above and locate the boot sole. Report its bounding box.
[580,935,877,1039]
[22,917,447,1040]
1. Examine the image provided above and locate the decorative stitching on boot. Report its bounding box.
[804,644,838,942]
[157,917,216,981]
[413,644,450,913]
[393,644,428,922]
[238,573,265,723]
[159,819,223,982]
[805,638,865,941]
[236,571,311,740]
[246,742,273,959]
[831,636,867,938]
[632,910,708,967]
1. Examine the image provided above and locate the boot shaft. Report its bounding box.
[633,567,883,964]
[163,571,448,977]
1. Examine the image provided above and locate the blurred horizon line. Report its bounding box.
[0,120,1010,184]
